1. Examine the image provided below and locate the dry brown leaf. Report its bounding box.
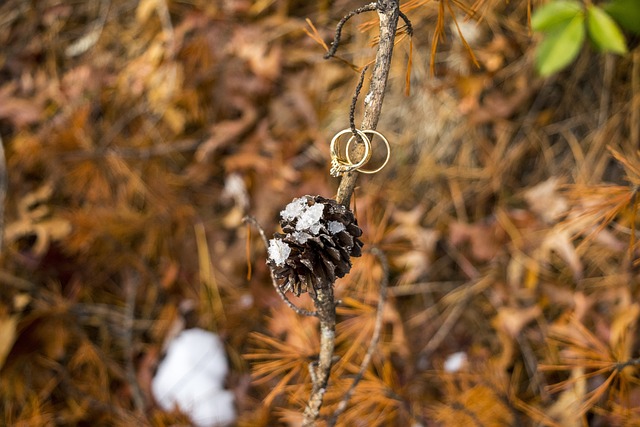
[538,228,583,281]
[492,305,541,368]
[0,82,43,127]
[387,207,440,282]
[231,28,282,81]
[136,0,159,24]
[547,367,587,427]
[0,314,18,371]
[4,184,72,256]
[609,303,639,362]
[195,96,258,163]
[469,81,536,125]
[493,305,541,339]
[449,220,504,262]
[524,177,568,224]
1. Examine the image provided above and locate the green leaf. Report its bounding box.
[604,0,640,34]
[587,5,628,54]
[536,15,586,76]
[532,0,583,32]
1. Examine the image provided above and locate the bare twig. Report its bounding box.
[420,300,467,359]
[324,3,377,59]
[65,0,111,57]
[335,1,402,208]
[302,285,336,426]
[350,66,369,135]
[0,133,6,253]
[244,216,318,317]
[398,10,413,37]
[598,55,614,129]
[0,270,37,292]
[303,2,404,425]
[123,270,146,414]
[60,138,202,161]
[328,247,389,427]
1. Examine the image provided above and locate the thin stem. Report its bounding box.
[350,66,369,135]
[303,2,402,425]
[328,247,389,427]
[243,216,318,317]
[336,1,400,208]
[324,3,377,59]
[398,10,413,36]
[124,270,146,413]
[302,286,336,426]
[0,133,6,253]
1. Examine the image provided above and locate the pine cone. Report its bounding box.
[267,195,363,296]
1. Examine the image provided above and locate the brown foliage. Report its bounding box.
[1,0,639,425]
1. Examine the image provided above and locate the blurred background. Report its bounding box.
[1,0,639,425]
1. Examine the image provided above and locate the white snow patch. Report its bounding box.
[309,222,322,235]
[451,19,480,44]
[444,351,467,373]
[327,221,345,234]
[281,197,308,221]
[291,231,311,244]
[222,173,249,210]
[296,203,324,234]
[268,239,291,266]
[152,328,236,427]
[239,293,253,308]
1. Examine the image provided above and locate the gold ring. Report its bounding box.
[346,129,390,174]
[329,129,371,177]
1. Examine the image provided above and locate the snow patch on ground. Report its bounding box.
[152,328,236,427]
[443,351,467,373]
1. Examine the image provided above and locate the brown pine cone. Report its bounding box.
[267,195,363,296]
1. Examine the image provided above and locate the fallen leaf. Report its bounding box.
[0,315,18,370]
[524,177,568,224]
[195,96,258,162]
[4,184,72,256]
[387,207,440,282]
[449,220,504,262]
[492,305,541,368]
[0,82,43,127]
[610,303,639,361]
[547,367,587,427]
[539,228,583,281]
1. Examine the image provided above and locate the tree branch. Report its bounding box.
[336,1,400,208]
[302,284,336,426]
[0,133,6,253]
[324,3,377,60]
[327,247,389,427]
[302,2,402,425]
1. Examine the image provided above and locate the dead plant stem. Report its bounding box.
[327,247,389,427]
[0,134,6,253]
[124,270,146,414]
[303,1,402,425]
[335,1,400,208]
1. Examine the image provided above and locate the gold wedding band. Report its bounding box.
[329,129,372,177]
[345,129,391,174]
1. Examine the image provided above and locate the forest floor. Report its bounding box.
[1,0,639,426]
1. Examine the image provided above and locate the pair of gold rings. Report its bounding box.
[329,128,391,177]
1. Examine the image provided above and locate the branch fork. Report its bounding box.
[248,1,411,425]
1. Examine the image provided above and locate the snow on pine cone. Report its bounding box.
[267,195,363,296]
